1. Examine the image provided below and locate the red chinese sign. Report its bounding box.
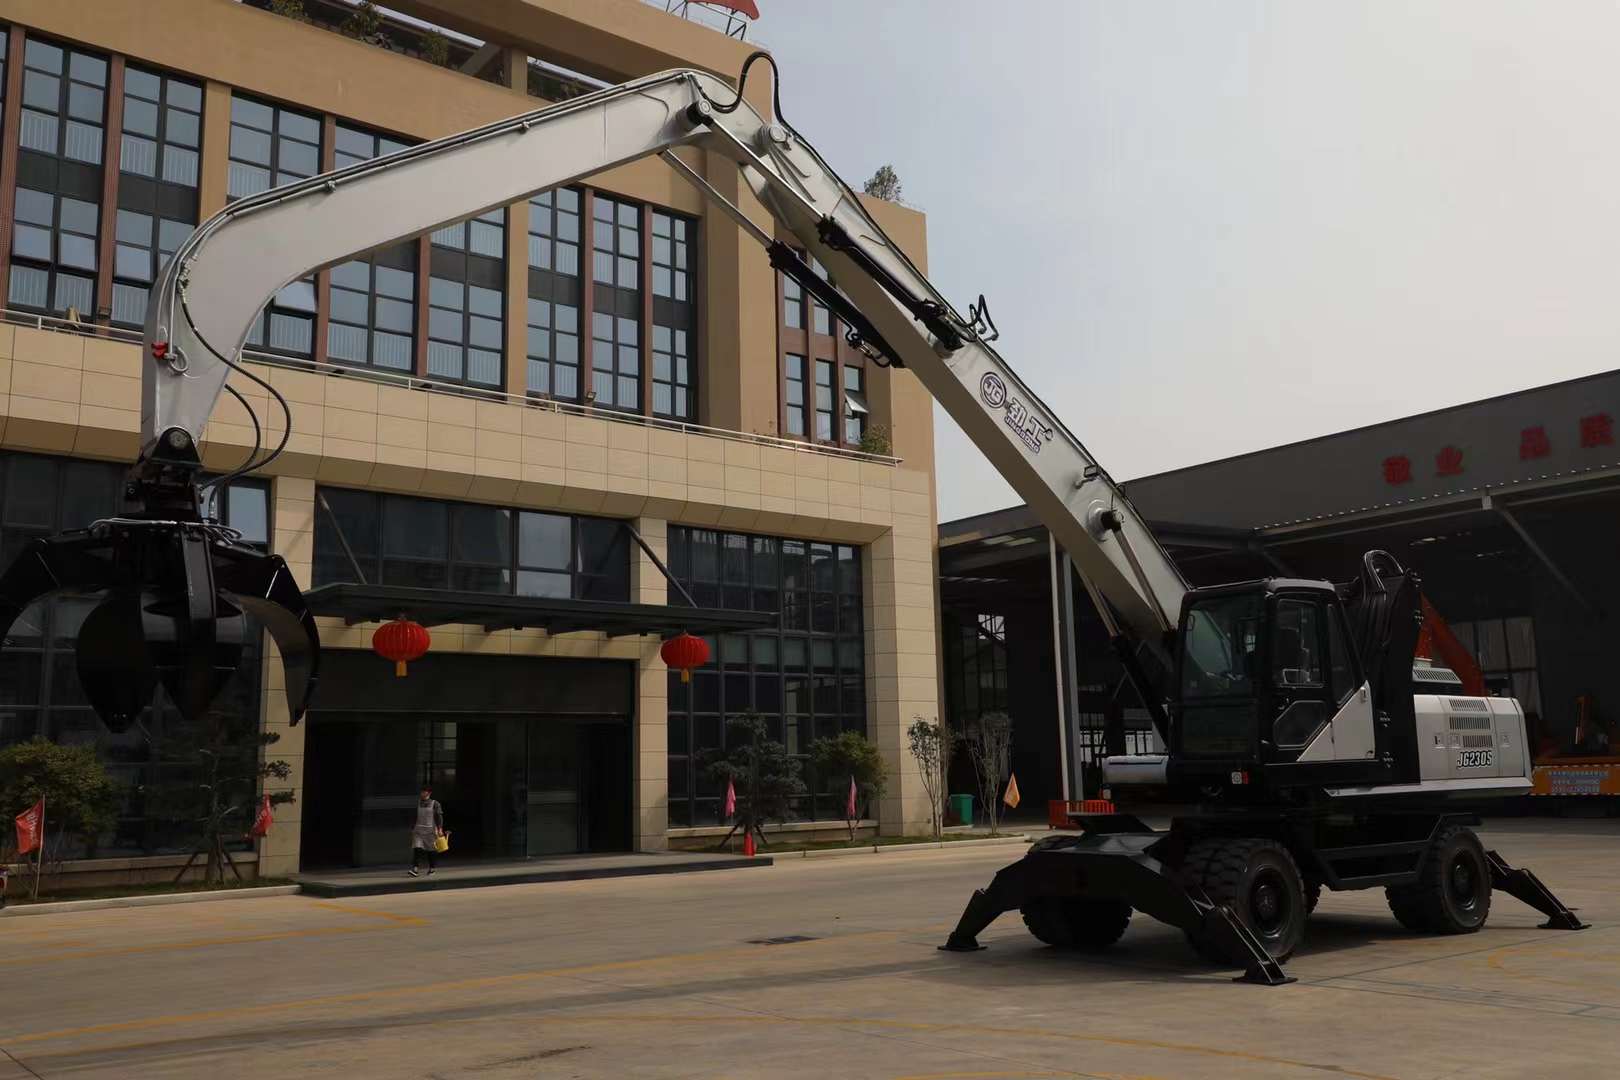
[1435,446,1464,477]
[1383,412,1614,486]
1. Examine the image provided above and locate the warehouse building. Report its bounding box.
[941,369,1620,808]
[0,0,941,879]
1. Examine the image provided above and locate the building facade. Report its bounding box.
[941,370,1620,807]
[0,0,942,877]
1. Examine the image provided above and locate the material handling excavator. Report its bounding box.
[0,54,1584,985]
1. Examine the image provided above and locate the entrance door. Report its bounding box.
[303,652,635,867]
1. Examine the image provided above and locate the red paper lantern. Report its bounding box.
[660,631,709,684]
[373,617,430,677]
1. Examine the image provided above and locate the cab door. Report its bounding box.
[1268,597,1335,762]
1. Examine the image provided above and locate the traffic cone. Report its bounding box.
[743,829,756,858]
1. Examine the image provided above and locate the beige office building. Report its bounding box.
[0,0,940,877]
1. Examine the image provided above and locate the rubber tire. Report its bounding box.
[1182,837,1307,965]
[1304,879,1322,916]
[1384,825,1492,935]
[1020,897,1132,951]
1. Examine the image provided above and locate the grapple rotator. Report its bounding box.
[0,428,318,732]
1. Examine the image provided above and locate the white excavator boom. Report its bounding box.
[142,62,1187,676]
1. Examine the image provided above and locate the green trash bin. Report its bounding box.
[950,793,974,827]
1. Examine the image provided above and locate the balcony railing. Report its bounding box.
[0,308,902,466]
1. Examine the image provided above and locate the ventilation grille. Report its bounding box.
[1447,698,1490,712]
[1414,666,1465,687]
[1458,733,1495,747]
[1449,714,1493,731]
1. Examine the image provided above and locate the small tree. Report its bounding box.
[341,0,386,41]
[701,711,806,850]
[964,711,1013,835]
[863,165,904,203]
[152,705,295,885]
[268,0,311,22]
[907,717,947,839]
[0,738,121,861]
[421,29,451,67]
[858,425,893,457]
[810,731,887,842]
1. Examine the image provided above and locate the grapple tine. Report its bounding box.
[215,545,321,725]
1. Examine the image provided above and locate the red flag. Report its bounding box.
[15,799,42,856]
[249,795,274,838]
[846,775,858,820]
[723,778,736,820]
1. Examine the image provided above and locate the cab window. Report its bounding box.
[1272,600,1323,688]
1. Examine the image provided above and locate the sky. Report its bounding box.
[746,1,1620,522]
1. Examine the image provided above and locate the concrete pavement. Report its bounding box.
[1,819,1617,1078]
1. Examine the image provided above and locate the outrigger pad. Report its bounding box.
[1485,849,1589,931]
[0,525,321,731]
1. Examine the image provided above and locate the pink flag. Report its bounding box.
[723,777,736,819]
[846,775,858,820]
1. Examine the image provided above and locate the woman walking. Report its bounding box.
[409,784,445,877]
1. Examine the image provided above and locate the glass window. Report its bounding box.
[1273,600,1323,688]
[121,65,201,187]
[526,297,580,400]
[782,269,804,330]
[20,37,105,165]
[814,360,834,442]
[230,94,321,356]
[649,210,696,421]
[843,365,867,444]
[592,193,640,289]
[429,209,505,388]
[1180,592,1261,700]
[809,256,832,336]
[327,125,418,371]
[8,190,97,317]
[650,210,691,302]
[590,311,640,411]
[668,525,865,824]
[312,488,628,604]
[528,188,581,276]
[784,354,807,437]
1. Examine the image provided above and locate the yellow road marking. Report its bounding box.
[0,924,407,967]
[1484,941,1620,993]
[1,925,1401,1080]
[0,930,893,1046]
[307,901,430,926]
[27,1012,1400,1079]
[0,904,431,967]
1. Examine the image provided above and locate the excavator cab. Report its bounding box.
[1169,577,1382,793]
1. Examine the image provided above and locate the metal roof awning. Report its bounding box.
[303,583,778,638]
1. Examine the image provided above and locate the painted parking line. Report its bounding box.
[0,904,430,967]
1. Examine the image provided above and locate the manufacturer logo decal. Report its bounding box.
[979,372,1053,454]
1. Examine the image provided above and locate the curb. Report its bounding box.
[0,884,302,917]
[789,834,1030,859]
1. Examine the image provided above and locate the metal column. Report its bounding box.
[1049,536,1084,800]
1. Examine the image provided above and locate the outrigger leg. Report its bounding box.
[1485,849,1588,930]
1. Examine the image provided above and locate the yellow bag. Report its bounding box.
[433,831,449,853]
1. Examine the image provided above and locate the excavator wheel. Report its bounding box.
[1182,837,1307,965]
[1384,825,1492,935]
[1020,897,1132,951]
